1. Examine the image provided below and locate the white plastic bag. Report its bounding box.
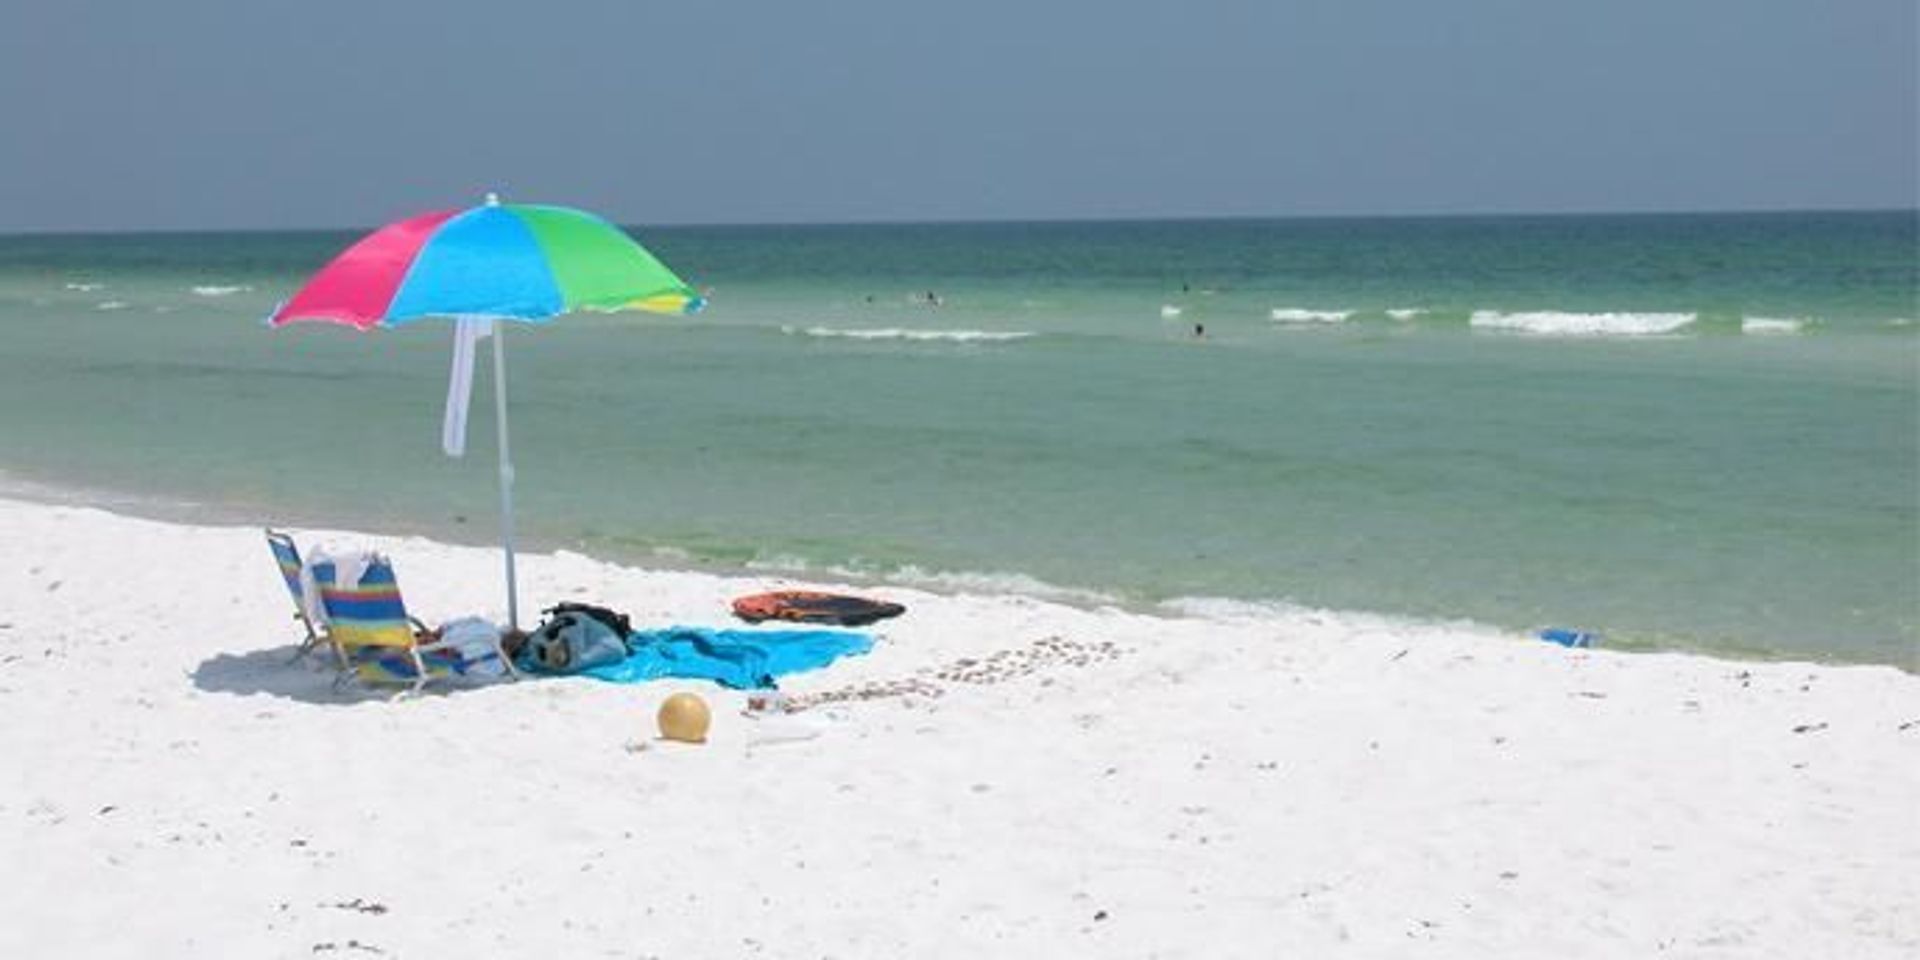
[439,616,508,677]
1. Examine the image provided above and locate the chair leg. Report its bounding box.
[330,644,364,695]
[286,617,321,664]
[496,636,520,681]
[409,648,430,698]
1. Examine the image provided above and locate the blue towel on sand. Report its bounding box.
[577,626,873,689]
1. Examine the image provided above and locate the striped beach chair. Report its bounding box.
[310,554,514,696]
[265,529,338,666]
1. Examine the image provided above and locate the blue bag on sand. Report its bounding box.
[1538,628,1599,649]
[523,611,630,673]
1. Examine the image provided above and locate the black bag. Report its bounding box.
[526,610,629,673]
[540,602,632,639]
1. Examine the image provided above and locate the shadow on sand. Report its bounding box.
[191,643,506,705]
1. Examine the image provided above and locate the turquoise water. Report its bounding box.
[0,213,1914,666]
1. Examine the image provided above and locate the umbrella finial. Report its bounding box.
[485,191,501,207]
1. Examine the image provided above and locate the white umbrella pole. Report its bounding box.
[491,321,520,632]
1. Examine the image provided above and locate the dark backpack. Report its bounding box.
[526,611,628,673]
[541,602,631,639]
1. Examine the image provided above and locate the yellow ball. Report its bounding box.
[657,692,712,744]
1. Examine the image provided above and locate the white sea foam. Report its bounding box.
[783,325,1034,343]
[877,565,1120,604]
[741,553,1119,605]
[1160,305,1183,319]
[190,285,252,297]
[1886,318,1915,328]
[1741,316,1808,335]
[1470,310,1696,337]
[96,300,129,311]
[64,282,104,292]
[1160,595,1506,639]
[1386,308,1423,321]
[1269,308,1352,323]
[1159,595,1325,623]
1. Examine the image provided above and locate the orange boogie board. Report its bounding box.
[731,591,906,627]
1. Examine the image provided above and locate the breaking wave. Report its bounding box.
[1386,308,1424,321]
[874,565,1118,604]
[1160,304,1183,319]
[738,552,1120,605]
[1741,316,1808,335]
[96,300,129,311]
[64,282,104,292]
[1270,308,1353,323]
[782,325,1035,343]
[1159,596,1517,644]
[1470,311,1697,337]
[190,285,252,297]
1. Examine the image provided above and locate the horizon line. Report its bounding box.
[2,204,1913,239]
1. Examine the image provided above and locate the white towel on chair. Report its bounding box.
[297,562,328,628]
[300,545,381,627]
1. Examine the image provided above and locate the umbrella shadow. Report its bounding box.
[191,643,508,705]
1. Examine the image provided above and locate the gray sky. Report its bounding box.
[1,0,1913,231]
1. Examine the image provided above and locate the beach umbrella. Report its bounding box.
[269,194,703,631]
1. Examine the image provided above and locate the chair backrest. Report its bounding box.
[311,556,416,651]
[265,530,306,605]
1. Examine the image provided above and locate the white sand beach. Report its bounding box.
[0,496,1915,958]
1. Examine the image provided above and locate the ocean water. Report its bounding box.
[0,212,1914,666]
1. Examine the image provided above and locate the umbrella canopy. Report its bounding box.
[270,195,701,632]
[269,196,702,328]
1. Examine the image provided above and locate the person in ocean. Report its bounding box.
[925,290,943,307]
[1194,322,1205,338]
